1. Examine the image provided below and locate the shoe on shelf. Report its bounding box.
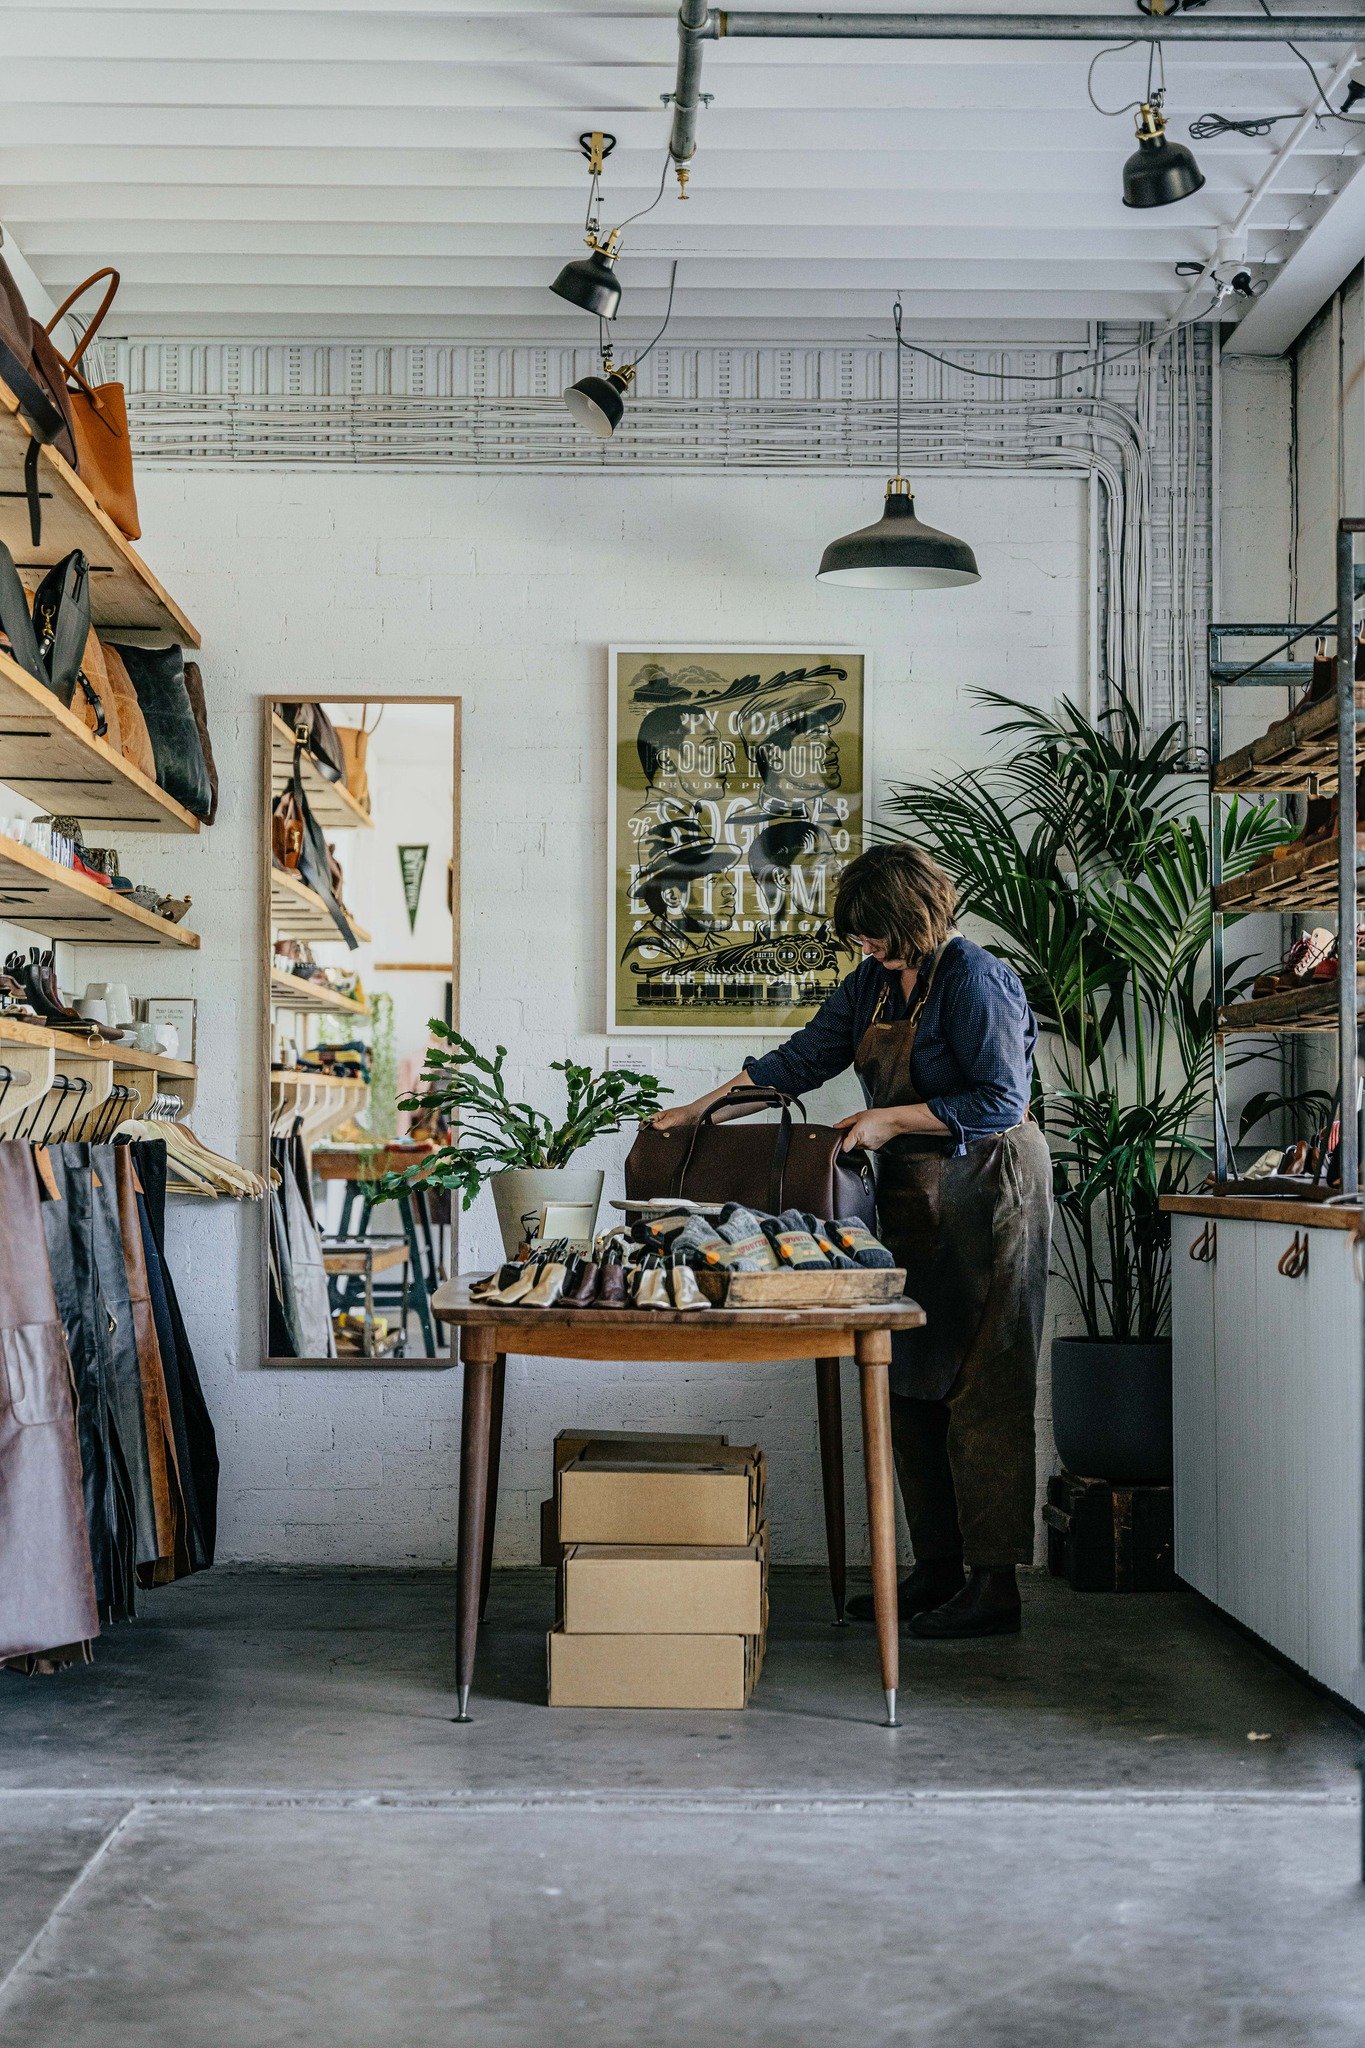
[908,1567,1022,1639]
[845,1556,966,1628]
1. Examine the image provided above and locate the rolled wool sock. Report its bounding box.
[829,1218,896,1269]
[669,1214,727,1262]
[716,1205,780,1271]
[800,1213,856,1269]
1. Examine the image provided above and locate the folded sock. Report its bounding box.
[716,1205,780,1271]
[829,1218,896,1268]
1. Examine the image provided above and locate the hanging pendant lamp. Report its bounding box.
[563,363,635,438]
[1122,101,1204,210]
[551,240,622,319]
[818,298,979,590]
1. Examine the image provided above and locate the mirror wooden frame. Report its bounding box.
[260,693,462,1369]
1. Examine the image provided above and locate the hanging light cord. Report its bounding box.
[893,295,904,475]
[615,153,673,237]
[632,261,679,368]
[885,296,1223,384]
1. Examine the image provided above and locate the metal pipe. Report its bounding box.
[669,0,712,165]
[710,10,1365,38]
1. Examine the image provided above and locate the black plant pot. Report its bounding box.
[1050,1337,1173,1486]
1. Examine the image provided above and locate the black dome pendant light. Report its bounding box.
[1122,98,1205,209]
[551,132,624,317]
[564,361,635,438]
[818,299,980,591]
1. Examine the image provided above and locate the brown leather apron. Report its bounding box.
[855,947,1052,1404]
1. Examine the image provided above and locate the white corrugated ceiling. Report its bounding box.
[2,0,1363,346]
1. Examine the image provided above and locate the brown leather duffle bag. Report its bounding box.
[44,269,142,541]
[624,1085,877,1227]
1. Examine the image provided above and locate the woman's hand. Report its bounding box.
[835,1107,904,1153]
[649,1099,706,1133]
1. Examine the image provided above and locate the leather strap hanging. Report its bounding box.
[289,727,358,950]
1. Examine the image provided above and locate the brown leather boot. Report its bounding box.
[845,1556,965,1628]
[909,1566,1021,1638]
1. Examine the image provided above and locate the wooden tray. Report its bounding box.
[696,1267,907,1308]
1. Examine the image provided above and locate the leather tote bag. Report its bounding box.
[98,642,157,782]
[0,247,77,542]
[43,269,141,542]
[334,718,373,812]
[0,540,44,683]
[106,642,212,820]
[281,702,346,784]
[281,739,359,949]
[624,1085,877,1227]
[182,662,219,826]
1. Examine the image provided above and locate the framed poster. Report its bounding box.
[608,646,868,1034]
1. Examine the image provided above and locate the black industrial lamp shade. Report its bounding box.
[817,480,980,589]
[563,369,632,438]
[550,245,622,318]
[1122,104,1205,210]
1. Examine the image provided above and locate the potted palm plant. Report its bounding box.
[883,692,1288,1483]
[378,1024,668,1256]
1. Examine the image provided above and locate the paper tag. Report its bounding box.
[33,1147,61,1201]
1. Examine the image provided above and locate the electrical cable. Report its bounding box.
[1255,0,1365,124]
[886,297,1225,384]
[1087,40,1144,117]
[614,153,673,236]
[1191,2,1365,135]
[632,260,679,368]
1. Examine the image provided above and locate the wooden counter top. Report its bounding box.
[1160,1192,1361,1230]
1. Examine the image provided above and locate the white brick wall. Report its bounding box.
[85,463,1090,1566]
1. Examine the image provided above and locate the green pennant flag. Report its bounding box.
[398,844,428,934]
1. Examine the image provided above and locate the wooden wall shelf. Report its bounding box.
[0,1013,198,1133]
[1217,976,1358,1035]
[0,648,200,833]
[270,866,370,945]
[269,967,368,1018]
[0,834,200,947]
[0,376,199,643]
[270,715,373,831]
[1212,689,1365,795]
[1211,837,1351,916]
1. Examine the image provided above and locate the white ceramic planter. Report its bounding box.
[490,1167,605,1258]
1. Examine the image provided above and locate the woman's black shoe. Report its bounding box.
[909,1566,1021,1638]
[845,1557,965,1628]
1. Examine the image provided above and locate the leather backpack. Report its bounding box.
[623,1085,877,1227]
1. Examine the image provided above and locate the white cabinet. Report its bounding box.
[1170,1208,1365,1711]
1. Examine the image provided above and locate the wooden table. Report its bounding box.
[432,1280,927,1728]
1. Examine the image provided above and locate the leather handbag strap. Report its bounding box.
[290,739,358,949]
[673,1086,805,1210]
[45,268,120,378]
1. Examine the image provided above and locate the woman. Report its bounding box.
[652,843,1052,1638]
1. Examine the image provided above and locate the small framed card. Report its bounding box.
[138,997,198,1063]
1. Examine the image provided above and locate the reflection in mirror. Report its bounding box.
[265,696,460,1364]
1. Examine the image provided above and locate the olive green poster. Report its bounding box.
[608,646,868,1034]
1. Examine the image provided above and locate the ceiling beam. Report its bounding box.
[1224,149,1365,354]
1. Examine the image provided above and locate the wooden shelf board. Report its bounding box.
[272,1068,368,1090]
[0,648,200,833]
[1212,688,1365,795]
[1217,976,1360,1035]
[0,1014,195,1077]
[270,867,370,945]
[0,834,200,947]
[269,967,368,1017]
[1160,1192,1359,1230]
[270,715,373,831]
[1211,836,1354,916]
[0,376,199,643]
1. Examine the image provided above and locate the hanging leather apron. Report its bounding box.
[855,947,1052,1403]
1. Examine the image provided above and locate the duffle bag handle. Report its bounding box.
[673,1085,806,1209]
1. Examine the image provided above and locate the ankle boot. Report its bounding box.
[846,1556,966,1628]
[909,1566,1022,1639]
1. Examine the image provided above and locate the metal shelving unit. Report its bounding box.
[1208,516,1365,1198]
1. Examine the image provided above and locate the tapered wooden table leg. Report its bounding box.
[455,1329,497,1722]
[815,1356,847,1624]
[478,1354,506,1623]
[857,1329,900,1727]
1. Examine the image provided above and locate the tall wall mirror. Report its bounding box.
[263,695,461,1365]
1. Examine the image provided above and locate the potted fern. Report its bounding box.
[379,1024,668,1256]
[882,692,1288,1482]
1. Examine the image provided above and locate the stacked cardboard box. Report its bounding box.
[545,1431,768,1709]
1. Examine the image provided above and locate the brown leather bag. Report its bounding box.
[272,786,304,871]
[623,1085,877,1227]
[335,722,372,811]
[75,629,120,751]
[97,641,156,781]
[182,661,219,826]
[43,269,141,541]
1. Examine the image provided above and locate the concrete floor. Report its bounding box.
[1,1567,1362,2044]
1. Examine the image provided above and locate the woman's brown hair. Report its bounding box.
[833,843,958,962]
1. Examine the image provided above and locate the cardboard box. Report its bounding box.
[552,1428,728,1476]
[547,1624,764,1709]
[561,1525,767,1636]
[558,1444,765,1548]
